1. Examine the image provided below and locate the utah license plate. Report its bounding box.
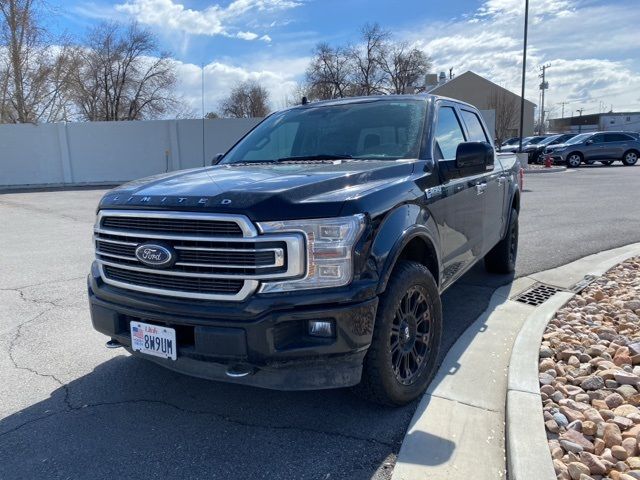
[130,321,177,360]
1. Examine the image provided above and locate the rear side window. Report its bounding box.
[434,107,466,160]
[591,134,605,144]
[461,110,489,143]
[605,133,632,142]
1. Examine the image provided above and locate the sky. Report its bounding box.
[47,0,640,118]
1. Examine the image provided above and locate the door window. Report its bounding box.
[590,134,605,144]
[604,133,632,142]
[461,110,489,143]
[434,107,466,160]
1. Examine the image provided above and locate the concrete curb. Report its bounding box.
[505,242,640,480]
[523,166,566,174]
[392,242,640,480]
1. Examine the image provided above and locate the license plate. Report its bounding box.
[130,321,177,360]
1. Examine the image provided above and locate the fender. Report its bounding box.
[368,203,442,295]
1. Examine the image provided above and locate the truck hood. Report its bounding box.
[99,160,418,221]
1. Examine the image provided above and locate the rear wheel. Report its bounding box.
[485,209,519,274]
[356,261,442,406]
[566,153,582,168]
[622,150,638,166]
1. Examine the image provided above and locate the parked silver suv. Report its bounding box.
[546,131,640,167]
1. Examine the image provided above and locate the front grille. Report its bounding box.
[101,216,243,236]
[103,265,244,294]
[94,210,304,301]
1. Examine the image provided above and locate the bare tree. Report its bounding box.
[220,80,270,118]
[304,23,432,100]
[488,91,520,144]
[0,0,77,123]
[380,42,431,94]
[72,22,179,121]
[349,23,389,96]
[305,42,353,100]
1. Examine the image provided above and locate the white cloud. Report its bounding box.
[406,0,640,115]
[174,56,310,115]
[236,31,259,40]
[113,0,300,40]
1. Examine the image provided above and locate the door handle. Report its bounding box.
[476,183,487,195]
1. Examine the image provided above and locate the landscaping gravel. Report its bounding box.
[539,257,640,480]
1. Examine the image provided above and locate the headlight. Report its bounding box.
[257,214,366,293]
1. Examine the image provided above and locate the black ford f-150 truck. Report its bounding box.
[89,95,522,405]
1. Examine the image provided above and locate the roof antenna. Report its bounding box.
[301,96,308,105]
[449,68,454,79]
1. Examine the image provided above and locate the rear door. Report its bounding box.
[459,108,505,254]
[428,102,485,286]
[604,133,633,159]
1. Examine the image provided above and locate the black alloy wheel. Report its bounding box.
[390,286,434,386]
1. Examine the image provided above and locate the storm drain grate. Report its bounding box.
[514,283,564,306]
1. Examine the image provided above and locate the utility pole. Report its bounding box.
[539,64,551,134]
[560,102,567,118]
[576,108,584,133]
[518,0,529,153]
[201,63,205,167]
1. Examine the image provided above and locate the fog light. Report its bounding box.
[308,320,334,337]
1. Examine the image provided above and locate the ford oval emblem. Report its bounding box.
[135,244,174,268]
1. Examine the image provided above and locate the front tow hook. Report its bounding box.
[225,365,255,378]
[105,338,123,349]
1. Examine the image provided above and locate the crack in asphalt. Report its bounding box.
[0,397,396,449]
[2,285,396,450]
[6,307,74,411]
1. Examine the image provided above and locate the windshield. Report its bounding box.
[565,133,592,145]
[527,136,548,145]
[221,100,427,163]
[539,135,561,146]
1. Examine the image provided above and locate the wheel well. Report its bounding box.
[567,151,583,160]
[624,149,639,157]
[396,237,439,287]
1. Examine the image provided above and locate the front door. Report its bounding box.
[428,103,485,287]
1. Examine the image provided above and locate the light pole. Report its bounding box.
[518,0,529,152]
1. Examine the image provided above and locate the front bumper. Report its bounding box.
[88,263,379,390]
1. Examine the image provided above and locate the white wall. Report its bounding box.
[0,118,262,188]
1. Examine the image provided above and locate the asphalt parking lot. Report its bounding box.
[1,164,640,480]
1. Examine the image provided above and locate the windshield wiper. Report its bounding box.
[276,154,353,162]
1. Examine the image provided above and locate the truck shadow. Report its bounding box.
[0,264,512,480]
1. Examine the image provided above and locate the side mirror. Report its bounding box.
[211,153,224,165]
[456,141,493,169]
[585,139,593,145]
[440,142,493,182]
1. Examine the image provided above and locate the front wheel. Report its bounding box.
[622,150,638,166]
[485,208,519,274]
[566,153,582,168]
[355,261,442,406]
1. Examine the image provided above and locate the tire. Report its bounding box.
[600,160,614,166]
[485,208,519,274]
[355,261,442,406]
[622,150,639,166]
[566,153,582,168]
